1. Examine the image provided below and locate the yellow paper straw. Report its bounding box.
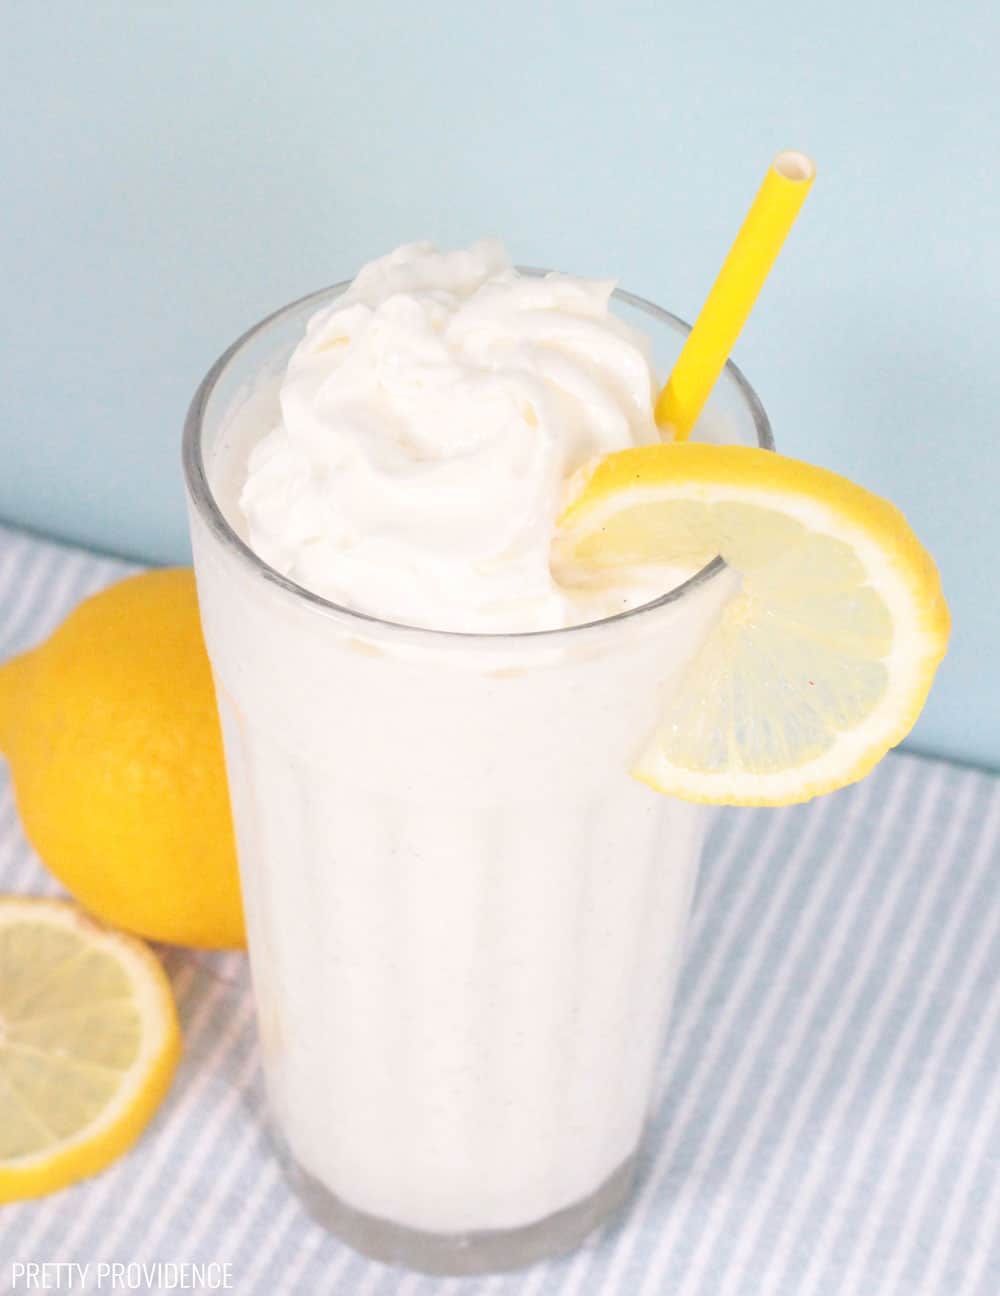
[655,150,816,441]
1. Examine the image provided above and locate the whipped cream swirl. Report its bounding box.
[239,240,662,632]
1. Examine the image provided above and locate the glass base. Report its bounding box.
[279,1144,637,1276]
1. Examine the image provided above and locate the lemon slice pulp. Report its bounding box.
[555,444,949,805]
[0,896,181,1202]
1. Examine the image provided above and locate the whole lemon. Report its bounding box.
[0,568,245,948]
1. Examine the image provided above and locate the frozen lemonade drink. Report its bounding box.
[184,211,948,1273]
[184,242,769,1272]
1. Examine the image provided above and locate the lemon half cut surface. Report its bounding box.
[555,444,950,806]
[0,896,181,1203]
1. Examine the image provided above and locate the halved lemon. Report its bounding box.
[555,444,949,805]
[0,896,181,1202]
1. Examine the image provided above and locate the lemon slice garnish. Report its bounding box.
[555,444,949,805]
[0,896,181,1202]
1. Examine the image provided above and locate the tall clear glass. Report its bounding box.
[183,277,772,1275]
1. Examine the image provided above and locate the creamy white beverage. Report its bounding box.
[185,242,769,1272]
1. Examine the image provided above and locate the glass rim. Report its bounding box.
[182,269,774,645]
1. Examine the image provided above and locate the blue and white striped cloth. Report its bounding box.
[1,520,998,1296]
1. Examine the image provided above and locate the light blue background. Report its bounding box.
[1,2,995,768]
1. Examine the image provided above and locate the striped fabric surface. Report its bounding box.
[0,520,998,1296]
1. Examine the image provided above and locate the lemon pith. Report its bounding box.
[0,896,181,1203]
[555,444,949,806]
